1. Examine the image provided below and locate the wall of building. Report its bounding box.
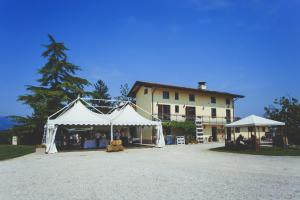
[135,86,153,119]
[151,87,234,120]
[134,85,240,143]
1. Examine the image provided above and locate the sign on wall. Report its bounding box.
[12,136,18,145]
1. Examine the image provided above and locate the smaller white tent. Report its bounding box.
[225,114,285,142]
[226,115,285,127]
[109,104,165,147]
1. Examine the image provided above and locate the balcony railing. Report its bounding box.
[153,113,236,125]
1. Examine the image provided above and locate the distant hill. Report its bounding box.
[0,117,14,131]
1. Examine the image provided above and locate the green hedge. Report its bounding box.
[162,121,196,137]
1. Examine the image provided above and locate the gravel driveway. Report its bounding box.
[1,143,299,200]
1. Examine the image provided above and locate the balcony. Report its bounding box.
[153,113,236,125]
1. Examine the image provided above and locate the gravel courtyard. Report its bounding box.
[1,143,300,200]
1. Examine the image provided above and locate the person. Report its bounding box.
[250,134,256,149]
[95,132,101,148]
[120,129,128,146]
[236,134,244,146]
[115,130,121,140]
[80,135,85,149]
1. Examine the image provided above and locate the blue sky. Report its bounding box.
[0,0,299,117]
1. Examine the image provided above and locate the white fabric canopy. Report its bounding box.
[110,104,160,126]
[226,115,285,127]
[155,125,165,148]
[48,101,110,126]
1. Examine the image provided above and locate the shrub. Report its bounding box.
[162,121,196,143]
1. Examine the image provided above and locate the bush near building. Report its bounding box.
[162,121,196,143]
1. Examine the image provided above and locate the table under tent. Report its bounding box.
[44,97,165,154]
[225,115,285,148]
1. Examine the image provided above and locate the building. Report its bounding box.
[128,81,245,142]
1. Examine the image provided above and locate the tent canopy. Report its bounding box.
[48,100,110,126]
[226,115,285,127]
[110,104,160,126]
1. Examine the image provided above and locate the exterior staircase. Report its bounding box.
[195,119,204,143]
[42,128,47,145]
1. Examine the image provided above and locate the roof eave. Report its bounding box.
[128,81,244,98]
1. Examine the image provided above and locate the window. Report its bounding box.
[211,97,216,103]
[163,91,169,99]
[144,88,148,95]
[226,98,230,105]
[211,108,216,118]
[189,94,195,102]
[175,105,179,113]
[248,127,253,132]
[226,109,231,123]
[262,127,266,132]
[235,127,240,133]
[158,104,171,121]
[175,92,179,100]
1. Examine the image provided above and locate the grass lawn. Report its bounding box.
[210,146,300,156]
[0,145,36,160]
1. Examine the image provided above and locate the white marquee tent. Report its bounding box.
[226,115,285,127]
[225,114,285,141]
[44,98,165,153]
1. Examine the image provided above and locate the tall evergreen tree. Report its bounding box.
[11,35,89,144]
[115,83,133,102]
[90,80,112,113]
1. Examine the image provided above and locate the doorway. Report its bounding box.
[212,127,217,141]
[158,104,171,121]
[226,109,231,123]
[226,127,231,141]
[185,106,196,121]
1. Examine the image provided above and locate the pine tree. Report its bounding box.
[115,83,133,102]
[11,35,89,144]
[90,80,112,113]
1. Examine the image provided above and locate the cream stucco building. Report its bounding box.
[128,81,245,143]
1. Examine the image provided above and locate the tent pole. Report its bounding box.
[233,126,236,142]
[110,123,113,142]
[258,127,261,142]
[248,128,249,139]
[140,127,143,145]
[254,126,258,151]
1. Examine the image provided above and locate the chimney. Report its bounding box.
[198,81,206,90]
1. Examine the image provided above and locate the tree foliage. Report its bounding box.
[90,80,112,113]
[11,35,89,144]
[162,121,196,137]
[264,97,300,144]
[115,83,133,102]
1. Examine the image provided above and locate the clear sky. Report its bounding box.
[0,0,299,117]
